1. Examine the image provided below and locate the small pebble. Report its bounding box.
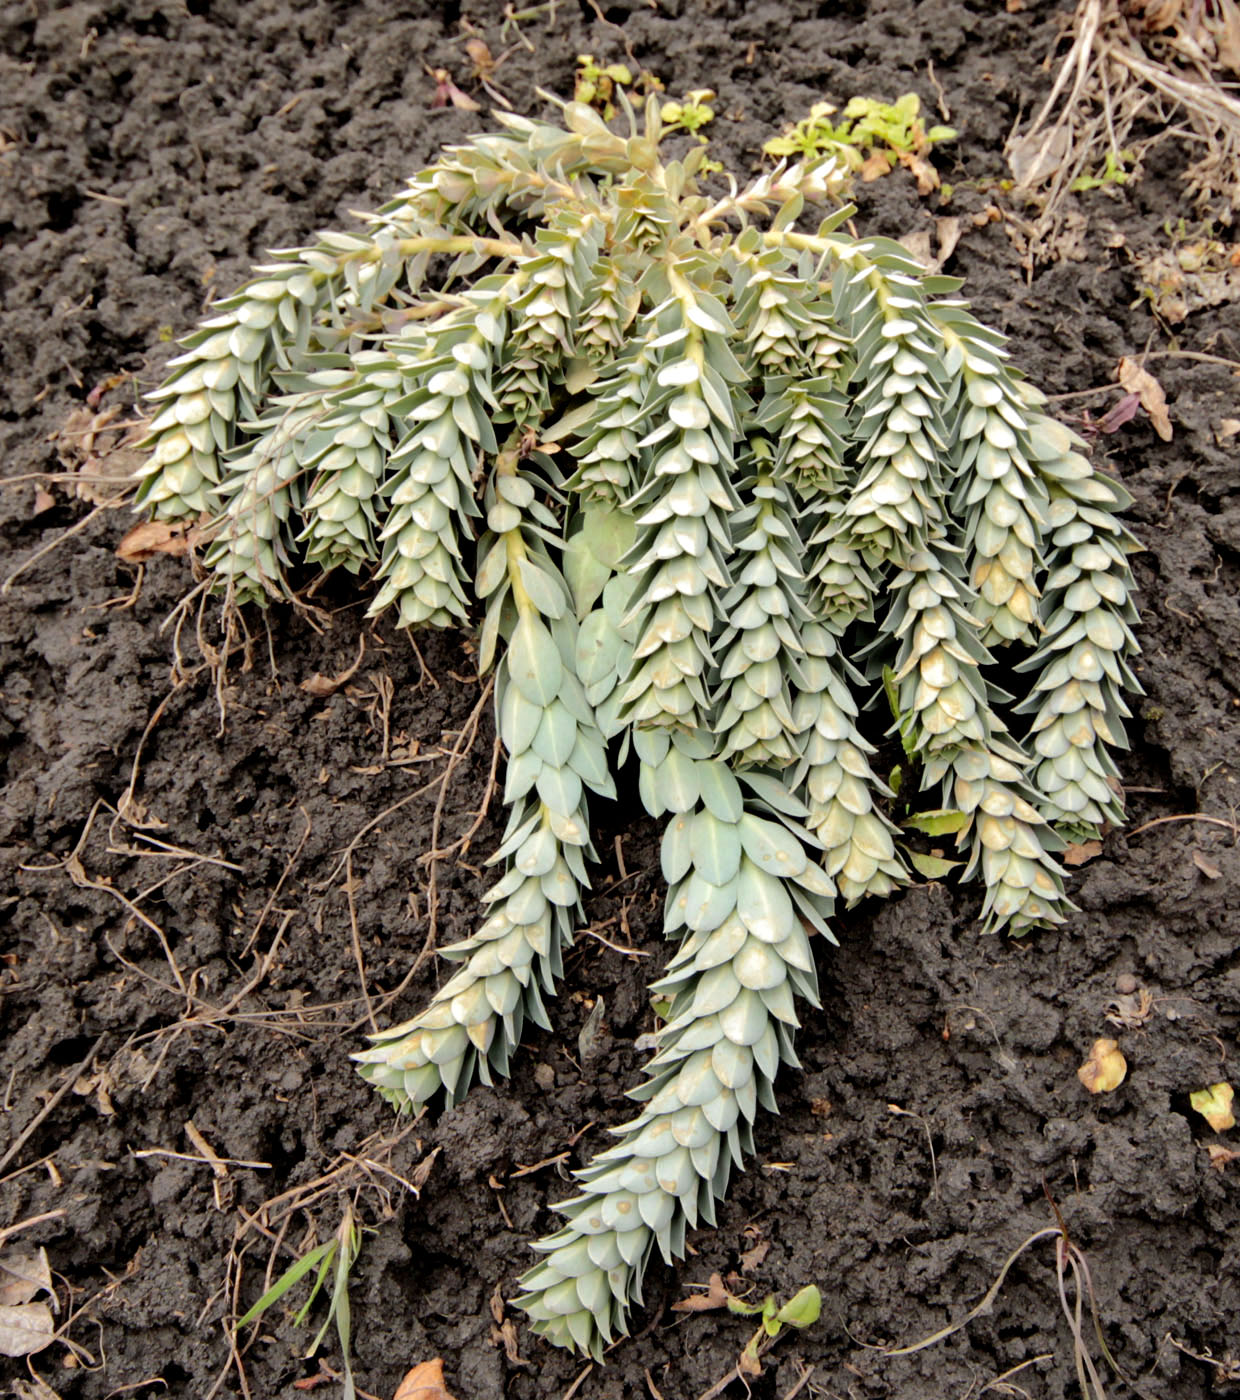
[1115,972,1139,994]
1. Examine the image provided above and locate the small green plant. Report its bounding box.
[1069,148,1133,192]
[236,1206,364,1399]
[574,55,661,120]
[765,93,957,191]
[661,88,716,142]
[729,1282,822,1373]
[135,93,1141,1360]
[661,89,721,172]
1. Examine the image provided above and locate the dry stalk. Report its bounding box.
[1008,0,1240,252]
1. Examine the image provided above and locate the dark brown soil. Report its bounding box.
[2,2,1238,1398]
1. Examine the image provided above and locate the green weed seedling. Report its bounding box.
[236,1206,364,1399]
[729,1283,822,1374]
[661,88,717,142]
[573,55,662,120]
[765,93,956,191]
[1070,148,1133,192]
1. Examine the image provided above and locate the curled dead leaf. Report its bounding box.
[1063,839,1104,867]
[859,151,893,182]
[1191,849,1222,880]
[672,1272,732,1313]
[10,1374,63,1400]
[1096,393,1142,436]
[1206,1143,1240,1170]
[54,405,147,505]
[898,150,940,195]
[1117,357,1173,441]
[1190,1082,1236,1132]
[393,1358,458,1400]
[935,215,961,264]
[1078,1037,1127,1094]
[300,636,366,698]
[116,519,194,563]
[739,1227,770,1274]
[496,1317,530,1368]
[738,1346,763,1378]
[408,1145,441,1198]
[898,230,934,269]
[1105,988,1154,1030]
[429,69,481,112]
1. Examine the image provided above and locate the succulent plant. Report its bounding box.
[135,95,1141,1360]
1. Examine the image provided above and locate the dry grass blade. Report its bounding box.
[883,1227,1064,1357]
[1007,0,1240,248]
[884,1207,1157,1400]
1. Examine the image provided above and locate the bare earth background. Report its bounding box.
[1,1,1238,1397]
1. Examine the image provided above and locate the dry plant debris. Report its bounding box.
[1132,223,1240,324]
[1190,1081,1236,1131]
[0,1245,56,1359]
[1007,0,1240,246]
[393,1359,459,1400]
[1077,1036,1128,1092]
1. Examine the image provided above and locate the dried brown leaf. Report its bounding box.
[898,231,934,268]
[408,1146,441,1198]
[1192,849,1222,879]
[116,519,193,563]
[1097,393,1142,435]
[671,1272,731,1313]
[1007,125,1070,186]
[0,1250,53,1308]
[300,638,366,697]
[935,215,962,264]
[1206,1143,1240,1169]
[33,489,55,515]
[497,1319,530,1368]
[393,1358,458,1400]
[1105,989,1154,1030]
[738,1347,763,1378]
[859,151,892,182]
[10,1375,63,1400]
[0,1302,54,1357]
[1117,357,1173,441]
[1078,1037,1127,1094]
[739,1237,770,1274]
[1063,839,1103,867]
[1190,1082,1236,1131]
[54,406,146,505]
[899,150,940,194]
[1049,209,1089,263]
[429,70,481,112]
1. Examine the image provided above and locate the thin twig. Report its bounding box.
[0,1036,108,1174]
[0,1210,68,1246]
[241,806,312,958]
[346,853,377,1034]
[1126,812,1239,840]
[1,494,129,592]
